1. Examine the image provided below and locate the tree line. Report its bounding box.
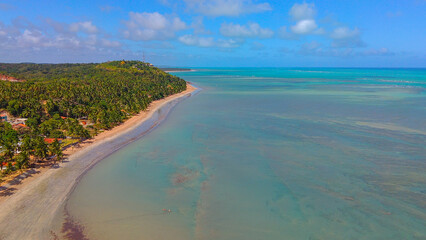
[0,60,186,178]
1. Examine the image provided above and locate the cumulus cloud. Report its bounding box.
[289,2,316,21]
[330,27,364,47]
[179,35,215,47]
[183,0,272,17]
[289,3,321,35]
[101,39,121,47]
[16,29,46,48]
[290,19,317,34]
[279,2,365,51]
[279,2,323,38]
[69,21,98,34]
[179,34,241,48]
[220,22,273,38]
[217,38,241,48]
[191,16,211,34]
[0,18,121,62]
[44,18,68,34]
[122,12,187,41]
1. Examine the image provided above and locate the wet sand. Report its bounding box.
[0,84,197,240]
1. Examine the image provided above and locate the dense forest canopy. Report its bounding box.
[0,60,187,176]
[0,61,186,129]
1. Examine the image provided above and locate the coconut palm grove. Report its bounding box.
[0,61,186,179]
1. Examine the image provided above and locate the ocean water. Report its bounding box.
[64,68,426,240]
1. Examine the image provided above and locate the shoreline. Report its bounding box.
[0,83,197,240]
[164,69,196,73]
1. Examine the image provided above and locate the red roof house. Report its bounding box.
[44,138,63,144]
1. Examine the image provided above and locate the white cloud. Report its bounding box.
[183,0,272,17]
[179,35,215,47]
[280,2,322,37]
[191,16,211,34]
[17,29,44,46]
[280,3,364,48]
[217,38,241,48]
[289,2,316,21]
[172,17,187,31]
[179,34,241,48]
[0,17,121,61]
[0,19,158,63]
[220,22,273,38]
[330,27,364,47]
[48,35,82,49]
[45,18,68,34]
[126,12,166,30]
[290,19,317,34]
[330,27,359,39]
[101,39,121,48]
[122,12,187,41]
[69,21,98,34]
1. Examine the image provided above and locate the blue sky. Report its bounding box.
[0,0,425,67]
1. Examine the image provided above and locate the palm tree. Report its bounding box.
[34,137,47,162]
[19,135,31,153]
[0,155,5,171]
[3,142,15,161]
[16,151,29,170]
[50,139,63,164]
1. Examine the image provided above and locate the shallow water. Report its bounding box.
[66,68,426,240]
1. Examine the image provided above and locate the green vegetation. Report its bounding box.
[0,60,186,180]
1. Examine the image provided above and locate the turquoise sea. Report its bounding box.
[65,68,426,239]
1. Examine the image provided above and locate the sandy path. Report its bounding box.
[0,84,197,240]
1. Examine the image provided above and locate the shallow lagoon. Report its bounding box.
[66,68,426,239]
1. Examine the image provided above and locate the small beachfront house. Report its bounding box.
[12,123,29,130]
[11,118,27,125]
[44,138,63,144]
